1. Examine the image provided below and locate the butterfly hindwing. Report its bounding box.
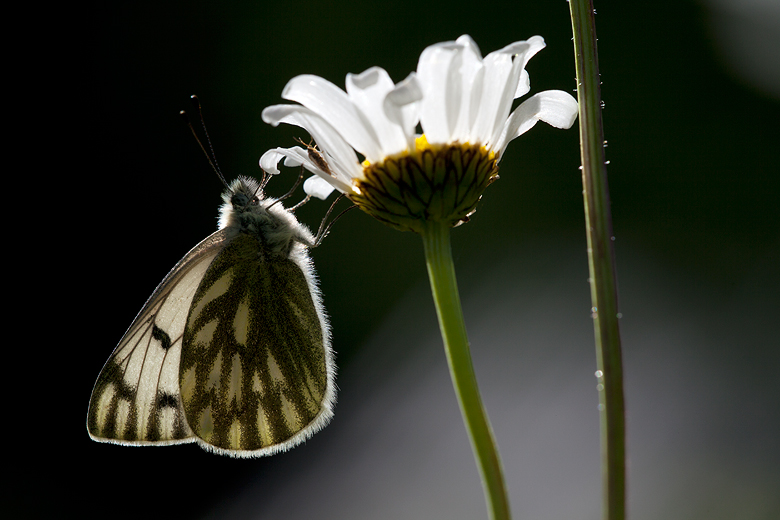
[180,232,330,455]
[87,230,229,445]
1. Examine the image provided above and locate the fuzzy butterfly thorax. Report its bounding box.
[219,177,315,259]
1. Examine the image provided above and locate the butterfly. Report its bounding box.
[86,173,336,457]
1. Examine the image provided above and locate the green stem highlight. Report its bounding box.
[568,2,627,520]
[420,220,511,520]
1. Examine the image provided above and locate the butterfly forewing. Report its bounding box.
[87,231,229,445]
[180,233,328,452]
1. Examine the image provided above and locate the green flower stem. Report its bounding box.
[569,2,627,520]
[420,220,510,520]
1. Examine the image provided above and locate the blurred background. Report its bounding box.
[33,0,778,518]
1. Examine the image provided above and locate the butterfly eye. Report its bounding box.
[251,196,260,205]
[231,193,249,207]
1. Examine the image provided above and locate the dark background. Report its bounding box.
[26,0,779,518]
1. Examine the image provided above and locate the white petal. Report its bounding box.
[471,50,517,146]
[260,147,301,175]
[383,72,422,153]
[476,37,549,148]
[493,90,579,158]
[517,70,531,100]
[281,75,383,161]
[346,67,410,158]
[419,35,543,146]
[511,36,546,98]
[262,105,363,187]
[260,147,353,196]
[303,175,337,200]
[282,148,307,168]
[450,38,485,143]
[455,35,482,57]
[485,38,548,147]
[417,39,464,144]
[260,145,322,174]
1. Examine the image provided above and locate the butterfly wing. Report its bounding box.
[180,233,334,457]
[87,229,230,445]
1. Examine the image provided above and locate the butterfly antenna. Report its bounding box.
[314,194,357,247]
[180,95,230,189]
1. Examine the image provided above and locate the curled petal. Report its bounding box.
[493,90,579,158]
[485,37,547,147]
[505,36,546,99]
[260,146,307,174]
[260,146,354,197]
[259,148,289,175]
[303,175,337,200]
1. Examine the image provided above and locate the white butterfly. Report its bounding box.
[87,175,336,457]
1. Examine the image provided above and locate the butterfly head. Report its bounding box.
[217,175,315,254]
[218,176,265,227]
[229,182,262,209]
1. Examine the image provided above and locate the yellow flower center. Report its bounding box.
[349,136,499,233]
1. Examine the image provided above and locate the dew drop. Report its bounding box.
[596,384,604,392]
[595,370,603,378]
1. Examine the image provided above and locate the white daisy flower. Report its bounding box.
[261,35,578,232]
